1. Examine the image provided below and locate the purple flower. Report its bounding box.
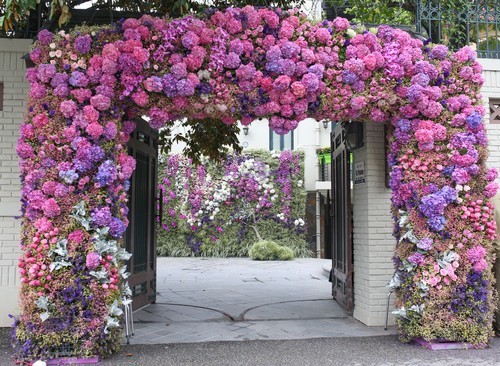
[95,160,118,186]
[417,238,433,251]
[224,52,241,69]
[301,73,319,92]
[266,46,282,62]
[74,35,91,54]
[59,169,79,184]
[342,70,358,85]
[397,119,412,133]
[408,252,425,266]
[466,111,483,129]
[280,41,300,58]
[170,63,187,79]
[162,73,177,97]
[429,45,448,60]
[176,79,195,96]
[109,217,126,238]
[308,64,325,78]
[37,29,54,45]
[69,71,89,87]
[37,64,57,83]
[428,215,446,232]
[411,73,430,87]
[91,207,112,227]
[279,59,296,76]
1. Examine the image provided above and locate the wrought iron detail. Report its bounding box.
[416,0,500,58]
[489,99,500,124]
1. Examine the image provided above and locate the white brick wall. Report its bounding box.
[479,59,500,172]
[352,122,394,326]
[0,39,31,327]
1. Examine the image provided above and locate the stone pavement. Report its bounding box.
[130,257,393,345]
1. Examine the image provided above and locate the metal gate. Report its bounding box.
[125,118,158,310]
[331,123,354,312]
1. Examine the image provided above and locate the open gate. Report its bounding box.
[331,123,354,312]
[125,118,158,310]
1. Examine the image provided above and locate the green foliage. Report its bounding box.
[326,0,414,26]
[248,240,295,261]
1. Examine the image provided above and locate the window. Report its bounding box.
[269,129,294,150]
[489,98,500,125]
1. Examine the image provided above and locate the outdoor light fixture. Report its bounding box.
[322,121,329,129]
[22,53,35,68]
[243,126,249,135]
[344,121,364,151]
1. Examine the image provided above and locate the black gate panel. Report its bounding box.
[126,118,158,310]
[331,123,354,312]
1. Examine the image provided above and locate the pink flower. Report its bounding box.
[42,198,60,218]
[33,113,49,128]
[60,100,77,118]
[86,122,104,140]
[315,28,331,44]
[273,75,291,91]
[90,94,111,111]
[86,252,101,270]
[332,17,350,32]
[83,105,99,123]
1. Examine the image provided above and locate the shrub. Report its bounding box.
[248,240,295,261]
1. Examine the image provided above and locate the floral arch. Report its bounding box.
[13,6,497,360]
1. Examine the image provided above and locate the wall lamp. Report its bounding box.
[322,121,329,129]
[243,126,249,135]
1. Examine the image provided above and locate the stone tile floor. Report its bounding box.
[128,257,394,345]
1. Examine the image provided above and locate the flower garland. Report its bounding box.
[15,6,497,360]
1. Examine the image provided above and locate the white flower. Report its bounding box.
[297,180,303,187]
[463,185,471,192]
[346,29,357,38]
[455,184,463,191]
[33,361,47,366]
[294,220,299,226]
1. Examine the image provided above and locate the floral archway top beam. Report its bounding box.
[14,6,497,361]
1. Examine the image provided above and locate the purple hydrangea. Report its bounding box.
[342,70,358,85]
[281,41,300,58]
[68,71,89,88]
[397,119,412,133]
[417,237,433,251]
[162,74,177,97]
[37,29,54,45]
[176,79,195,96]
[408,252,425,266]
[95,160,118,186]
[428,215,446,232]
[91,207,112,227]
[74,35,91,54]
[466,111,483,129]
[109,217,126,238]
[429,45,448,60]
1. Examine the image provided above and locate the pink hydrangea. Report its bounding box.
[90,94,111,111]
[86,122,104,140]
[41,198,61,218]
[60,100,78,118]
[86,252,101,270]
[332,17,350,32]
